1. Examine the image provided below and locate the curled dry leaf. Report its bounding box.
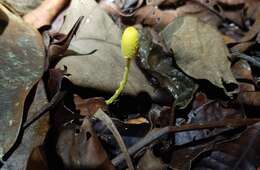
[160,16,238,97]
[74,95,107,117]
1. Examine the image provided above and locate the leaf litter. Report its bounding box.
[1,0,260,170]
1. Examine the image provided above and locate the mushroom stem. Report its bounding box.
[106,58,131,105]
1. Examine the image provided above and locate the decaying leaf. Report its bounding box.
[138,28,198,108]
[2,81,49,170]
[193,123,260,170]
[175,92,244,145]
[237,6,260,43]
[137,149,165,170]
[160,16,238,97]
[237,91,260,107]
[56,0,154,97]
[0,4,45,159]
[56,118,115,170]
[170,135,238,170]
[74,95,107,117]
[26,146,48,170]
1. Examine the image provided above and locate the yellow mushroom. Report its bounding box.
[106,26,139,105]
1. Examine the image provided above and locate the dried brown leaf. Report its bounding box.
[134,2,203,30]
[127,117,149,124]
[137,149,165,170]
[23,0,69,29]
[56,118,115,170]
[160,16,238,97]
[231,60,253,81]
[26,146,48,170]
[74,95,107,117]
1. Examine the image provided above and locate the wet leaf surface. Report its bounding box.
[2,81,49,170]
[138,28,198,108]
[160,16,238,97]
[0,4,44,158]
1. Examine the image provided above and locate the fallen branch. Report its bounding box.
[94,109,135,170]
[112,118,260,166]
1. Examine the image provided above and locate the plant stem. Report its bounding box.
[106,59,131,105]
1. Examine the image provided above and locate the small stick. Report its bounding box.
[23,90,66,129]
[231,48,260,68]
[94,109,135,170]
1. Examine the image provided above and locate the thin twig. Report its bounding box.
[94,109,135,170]
[231,48,260,68]
[235,54,260,68]
[23,90,66,129]
[112,118,260,167]
[232,127,260,170]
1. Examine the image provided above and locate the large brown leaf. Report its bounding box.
[160,16,238,97]
[0,4,45,158]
